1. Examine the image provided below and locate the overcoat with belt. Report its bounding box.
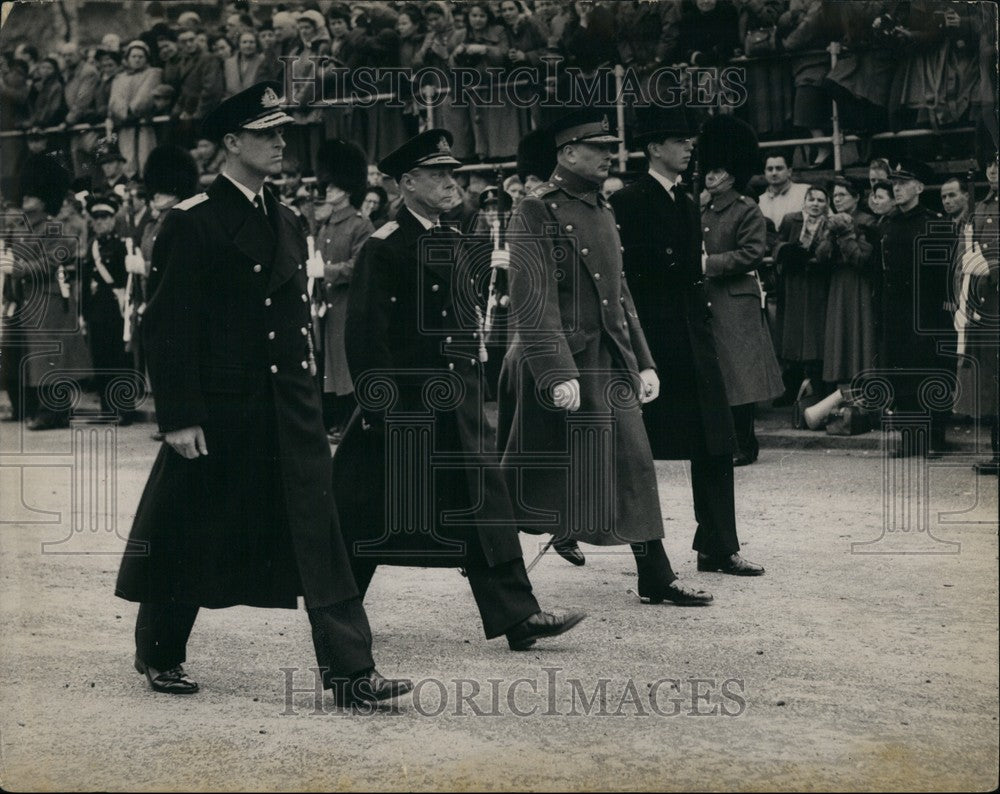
[702,187,784,406]
[115,175,359,610]
[497,165,664,546]
[609,173,734,460]
[332,206,524,569]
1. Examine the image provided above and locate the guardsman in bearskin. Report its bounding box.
[1,154,92,429]
[133,144,200,377]
[82,192,135,422]
[333,129,586,652]
[498,109,714,606]
[699,115,784,466]
[114,82,413,706]
[307,139,374,442]
[610,106,765,577]
[953,152,998,474]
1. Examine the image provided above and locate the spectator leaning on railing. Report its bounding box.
[107,40,162,179]
[59,41,101,180]
[27,56,67,130]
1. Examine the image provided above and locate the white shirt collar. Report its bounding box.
[648,168,681,195]
[407,206,438,230]
[222,172,266,209]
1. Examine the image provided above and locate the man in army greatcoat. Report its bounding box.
[115,82,412,706]
[498,109,713,606]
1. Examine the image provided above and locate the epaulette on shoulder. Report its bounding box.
[369,221,399,240]
[530,181,558,198]
[174,193,209,211]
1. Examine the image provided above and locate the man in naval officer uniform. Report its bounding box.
[333,129,586,651]
[115,82,412,706]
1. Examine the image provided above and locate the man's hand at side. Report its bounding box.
[165,426,209,458]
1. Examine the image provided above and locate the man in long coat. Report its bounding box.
[115,83,411,706]
[497,110,713,606]
[877,159,955,457]
[699,116,784,465]
[609,107,764,577]
[953,154,998,474]
[333,129,585,651]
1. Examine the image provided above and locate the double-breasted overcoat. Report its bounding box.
[115,175,359,610]
[332,207,524,568]
[497,165,664,546]
[702,188,784,406]
[609,173,734,460]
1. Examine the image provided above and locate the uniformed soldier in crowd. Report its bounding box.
[82,192,135,422]
[309,139,373,442]
[333,128,586,651]
[136,144,201,378]
[610,105,765,577]
[877,159,956,458]
[1,154,91,430]
[92,137,129,196]
[952,152,998,474]
[498,109,714,606]
[115,82,413,707]
[698,115,784,466]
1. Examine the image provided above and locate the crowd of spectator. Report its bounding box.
[2,0,997,203]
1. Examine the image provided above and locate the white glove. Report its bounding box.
[124,251,145,275]
[306,252,325,279]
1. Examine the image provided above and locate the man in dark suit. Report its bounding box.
[333,129,585,652]
[609,107,764,577]
[115,82,411,707]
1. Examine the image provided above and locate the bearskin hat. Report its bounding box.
[698,114,760,195]
[19,153,71,216]
[315,138,369,204]
[143,144,199,200]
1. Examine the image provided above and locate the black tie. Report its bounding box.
[253,194,266,217]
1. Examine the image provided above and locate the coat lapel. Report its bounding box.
[397,207,454,288]
[208,175,277,268]
[267,189,305,295]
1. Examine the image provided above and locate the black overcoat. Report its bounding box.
[115,176,359,610]
[609,174,734,460]
[332,207,524,568]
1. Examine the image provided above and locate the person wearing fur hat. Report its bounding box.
[81,192,135,423]
[2,155,91,429]
[699,114,784,466]
[309,139,374,441]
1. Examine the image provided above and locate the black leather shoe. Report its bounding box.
[331,669,413,708]
[26,414,69,431]
[506,610,586,651]
[553,538,585,566]
[134,655,199,694]
[638,581,713,606]
[697,552,765,576]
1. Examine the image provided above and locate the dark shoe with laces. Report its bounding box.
[330,669,413,708]
[506,610,586,651]
[974,457,999,475]
[553,538,586,566]
[697,552,765,576]
[638,581,714,606]
[134,655,199,694]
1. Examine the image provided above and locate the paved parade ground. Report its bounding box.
[1,417,997,791]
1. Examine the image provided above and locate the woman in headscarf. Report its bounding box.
[107,41,162,178]
[817,177,878,388]
[774,184,834,391]
[222,30,265,97]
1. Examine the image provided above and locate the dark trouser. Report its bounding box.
[691,455,740,556]
[24,385,70,425]
[349,557,539,639]
[731,403,758,460]
[88,315,135,415]
[630,540,677,594]
[135,598,375,685]
[322,392,356,432]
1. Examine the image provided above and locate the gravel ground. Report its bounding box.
[1,420,997,791]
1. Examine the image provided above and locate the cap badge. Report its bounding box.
[601,115,609,131]
[437,136,451,153]
[261,87,281,109]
